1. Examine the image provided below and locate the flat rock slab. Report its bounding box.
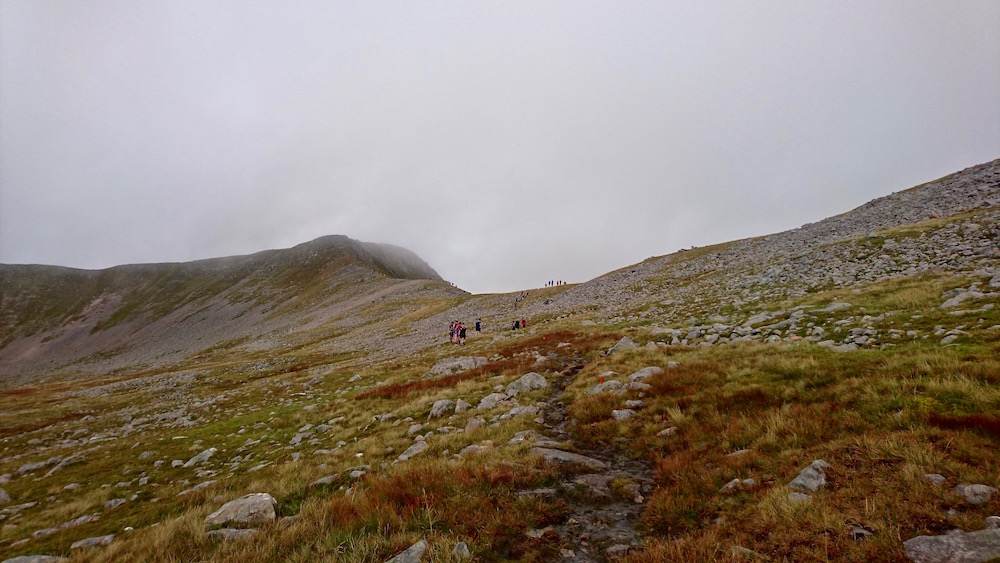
[386,539,428,562]
[2,557,68,563]
[397,441,429,462]
[903,528,1000,563]
[205,493,277,526]
[531,448,607,471]
[70,534,114,549]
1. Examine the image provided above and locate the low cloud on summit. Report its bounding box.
[1,1,998,293]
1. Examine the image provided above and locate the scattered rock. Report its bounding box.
[612,409,635,421]
[452,541,471,559]
[955,483,998,506]
[923,473,946,486]
[430,357,486,376]
[70,534,114,549]
[589,380,625,395]
[205,493,277,526]
[903,528,1000,563]
[386,539,428,562]
[628,366,662,382]
[505,373,548,395]
[2,556,68,563]
[788,460,831,492]
[397,441,429,462]
[986,516,1000,529]
[428,400,455,419]
[850,525,874,541]
[465,418,485,432]
[183,447,217,468]
[608,337,638,354]
[104,498,126,509]
[454,399,471,413]
[658,427,678,437]
[531,447,607,471]
[476,393,509,410]
[0,488,9,506]
[310,476,336,487]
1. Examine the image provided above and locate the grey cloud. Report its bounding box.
[1,1,998,294]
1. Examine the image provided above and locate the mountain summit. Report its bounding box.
[0,235,446,382]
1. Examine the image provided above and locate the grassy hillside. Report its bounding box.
[0,160,998,561]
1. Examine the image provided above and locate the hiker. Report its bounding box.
[521,317,527,329]
[475,318,482,333]
[459,323,467,345]
[512,319,519,330]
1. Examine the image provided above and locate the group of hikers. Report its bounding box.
[448,319,481,345]
[545,280,565,287]
[447,316,529,343]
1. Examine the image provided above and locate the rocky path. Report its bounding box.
[533,361,656,561]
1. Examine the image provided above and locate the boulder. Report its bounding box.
[903,528,1000,563]
[505,373,548,396]
[205,493,277,526]
[430,357,486,376]
[183,447,217,468]
[396,441,429,463]
[428,400,455,419]
[2,557,68,563]
[788,460,831,492]
[608,337,638,354]
[955,484,998,506]
[386,539,428,563]
[454,399,471,413]
[0,487,9,506]
[476,393,509,410]
[589,380,625,395]
[628,367,663,383]
[612,409,635,421]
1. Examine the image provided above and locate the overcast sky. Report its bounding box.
[2,1,998,293]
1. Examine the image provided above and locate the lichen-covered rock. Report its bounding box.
[608,337,638,354]
[205,493,277,526]
[903,528,1000,563]
[788,460,831,492]
[428,400,455,419]
[386,539,428,562]
[430,357,486,376]
[505,373,548,396]
[955,483,998,506]
[70,534,114,549]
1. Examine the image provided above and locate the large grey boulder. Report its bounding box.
[506,373,548,396]
[955,484,998,506]
[531,448,607,471]
[903,528,1000,563]
[386,539,428,562]
[788,460,831,492]
[428,400,455,419]
[608,337,638,354]
[205,493,277,526]
[430,357,486,376]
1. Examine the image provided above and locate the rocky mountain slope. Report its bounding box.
[0,158,998,563]
[0,236,448,384]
